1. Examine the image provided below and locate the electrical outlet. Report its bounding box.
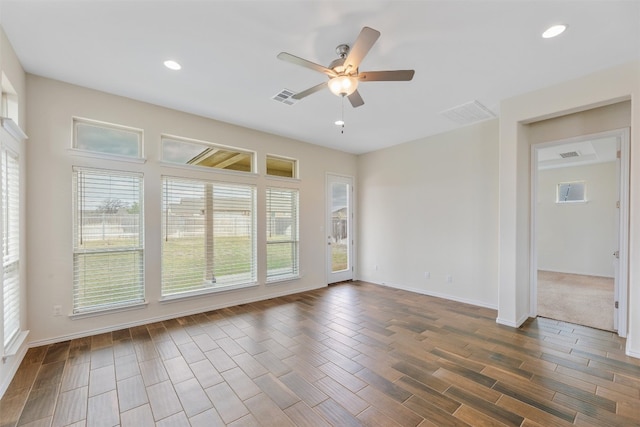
[375,264,379,271]
[53,305,62,316]
[424,272,430,279]
[446,275,453,283]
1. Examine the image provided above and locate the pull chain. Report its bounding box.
[341,95,345,134]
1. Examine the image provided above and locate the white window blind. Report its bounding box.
[266,187,299,282]
[162,177,256,297]
[2,148,19,348]
[73,168,144,314]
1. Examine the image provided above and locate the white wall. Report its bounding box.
[498,61,640,358]
[25,75,357,345]
[357,119,499,308]
[537,162,617,277]
[0,26,28,398]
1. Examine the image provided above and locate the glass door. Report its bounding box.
[327,174,353,283]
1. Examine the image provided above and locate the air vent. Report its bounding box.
[559,151,580,158]
[272,89,298,105]
[440,100,496,125]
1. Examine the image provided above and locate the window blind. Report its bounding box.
[2,148,19,348]
[162,177,256,296]
[73,168,144,313]
[266,187,299,281]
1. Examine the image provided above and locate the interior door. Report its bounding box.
[327,174,353,284]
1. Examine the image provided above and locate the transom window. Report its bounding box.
[162,136,254,173]
[266,155,297,178]
[73,118,143,158]
[162,176,257,297]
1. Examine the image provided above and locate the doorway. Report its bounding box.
[531,129,629,335]
[326,174,353,284]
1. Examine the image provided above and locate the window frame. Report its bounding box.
[72,167,146,316]
[556,180,587,204]
[2,145,20,350]
[160,134,256,174]
[266,186,300,283]
[266,154,298,179]
[161,175,257,300]
[72,117,144,159]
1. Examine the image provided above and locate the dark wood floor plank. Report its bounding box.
[357,384,424,427]
[314,398,364,427]
[244,392,296,427]
[4,281,639,427]
[283,401,332,427]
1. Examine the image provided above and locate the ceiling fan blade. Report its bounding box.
[358,70,415,82]
[347,90,364,108]
[277,52,336,77]
[292,82,327,100]
[344,27,381,72]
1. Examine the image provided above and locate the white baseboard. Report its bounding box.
[28,284,325,348]
[496,313,529,328]
[371,280,498,310]
[625,343,640,359]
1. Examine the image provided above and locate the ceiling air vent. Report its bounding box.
[559,151,580,158]
[440,100,496,125]
[272,89,298,105]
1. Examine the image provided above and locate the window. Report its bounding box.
[162,177,256,297]
[557,181,586,203]
[266,187,299,282]
[266,155,297,178]
[162,136,254,173]
[73,168,144,314]
[2,147,19,348]
[74,118,142,158]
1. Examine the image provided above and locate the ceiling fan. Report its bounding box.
[277,26,415,108]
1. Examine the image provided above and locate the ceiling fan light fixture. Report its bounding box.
[328,75,358,96]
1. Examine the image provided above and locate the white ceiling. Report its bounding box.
[1,1,639,154]
[537,136,618,170]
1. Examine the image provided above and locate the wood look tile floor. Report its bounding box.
[2,281,640,427]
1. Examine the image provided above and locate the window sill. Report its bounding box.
[2,330,29,362]
[160,281,259,303]
[265,175,301,183]
[67,148,147,164]
[1,117,28,142]
[159,161,259,179]
[70,301,148,320]
[266,275,301,285]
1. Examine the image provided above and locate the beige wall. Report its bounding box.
[25,74,357,345]
[498,61,640,358]
[0,26,28,397]
[537,162,617,277]
[357,119,499,308]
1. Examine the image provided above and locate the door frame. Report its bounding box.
[326,173,355,284]
[530,128,629,336]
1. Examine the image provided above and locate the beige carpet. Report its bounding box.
[537,270,615,331]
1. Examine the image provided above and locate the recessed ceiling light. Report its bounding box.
[164,60,182,70]
[542,24,567,39]
[335,120,345,126]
